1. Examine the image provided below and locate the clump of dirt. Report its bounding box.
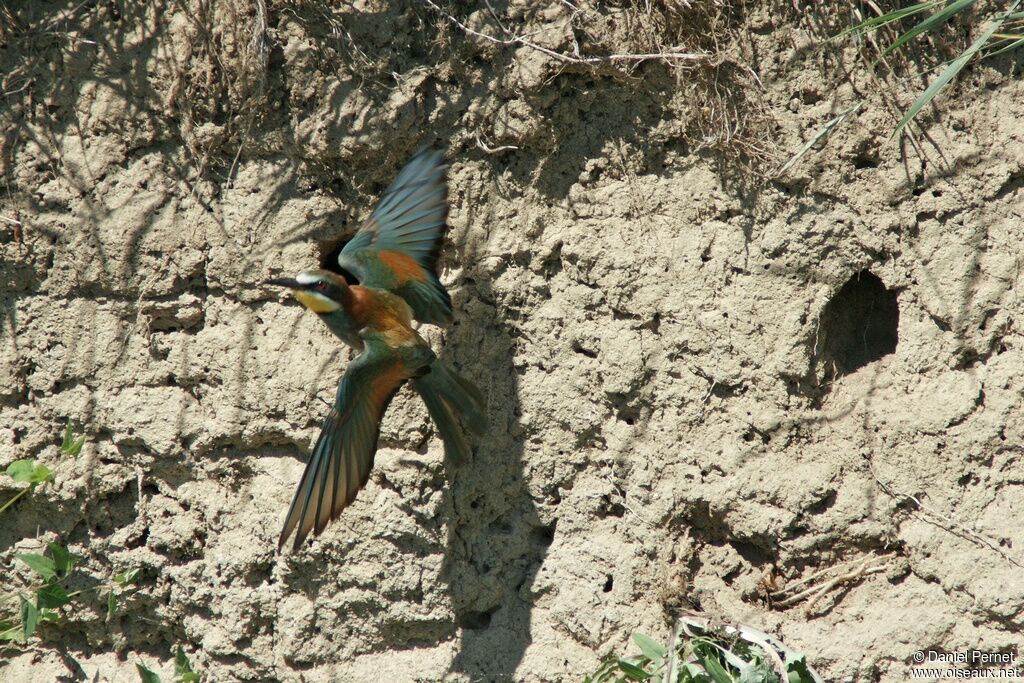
[2,1,1023,681]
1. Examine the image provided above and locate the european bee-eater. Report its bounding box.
[268,271,485,550]
[267,149,486,550]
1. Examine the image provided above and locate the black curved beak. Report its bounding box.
[265,277,302,289]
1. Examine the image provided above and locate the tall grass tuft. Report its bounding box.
[837,0,1024,137]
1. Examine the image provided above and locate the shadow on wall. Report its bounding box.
[1,3,546,673]
[442,224,544,680]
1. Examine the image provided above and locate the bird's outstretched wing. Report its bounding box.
[341,147,448,271]
[337,148,453,326]
[278,340,412,551]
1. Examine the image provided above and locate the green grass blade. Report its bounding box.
[882,0,977,58]
[833,1,942,40]
[0,487,31,515]
[61,421,86,457]
[61,422,74,452]
[893,0,1022,137]
[778,103,863,175]
[986,35,1024,57]
[107,591,118,621]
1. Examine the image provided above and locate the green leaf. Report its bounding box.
[584,659,619,683]
[0,617,20,641]
[107,591,118,621]
[61,422,86,457]
[893,0,1022,137]
[20,596,39,641]
[712,641,753,672]
[137,663,163,683]
[697,646,735,683]
[37,583,71,609]
[115,567,143,586]
[34,463,53,483]
[633,632,667,661]
[616,658,652,681]
[6,459,52,484]
[683,661,711,681]
[174,645,201,682]
[678,666,699,683]
[737,665,765,683]
[787,655,814,683]
[17,552,56,581]
[48,542,78,576]
[38,608,60,623]
[6,460,35,482]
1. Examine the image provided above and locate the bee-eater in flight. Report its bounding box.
[268,148,486,551]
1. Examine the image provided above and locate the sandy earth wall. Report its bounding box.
[1,1,1023,681]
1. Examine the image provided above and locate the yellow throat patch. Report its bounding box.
[294,290,340,314]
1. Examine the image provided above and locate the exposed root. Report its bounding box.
[768,553,896,615]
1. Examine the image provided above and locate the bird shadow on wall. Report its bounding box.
[440,226,545,680]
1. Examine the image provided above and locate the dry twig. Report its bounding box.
[422,0,711,68]
[874,475,1024,570]
[475,135,519,154]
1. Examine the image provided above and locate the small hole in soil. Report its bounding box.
[853,154,878,169]
[531,523,556,546]
[814,270,899,381]
[458,605,499,630]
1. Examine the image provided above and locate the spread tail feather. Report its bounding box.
[416,385,471,465]
[413,360,487,464]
